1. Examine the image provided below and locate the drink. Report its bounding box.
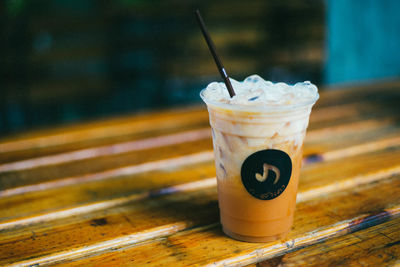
[201,75,318,242]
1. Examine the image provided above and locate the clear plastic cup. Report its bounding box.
[201,89,318,242]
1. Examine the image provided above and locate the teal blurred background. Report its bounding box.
[1,0,399,136]
[326,0,400,84]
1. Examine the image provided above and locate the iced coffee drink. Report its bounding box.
[201,75,318,242]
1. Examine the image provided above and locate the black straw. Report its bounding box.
[195,9,236,97]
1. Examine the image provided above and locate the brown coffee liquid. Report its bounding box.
[217,146,303,242]
[207,105,312,242]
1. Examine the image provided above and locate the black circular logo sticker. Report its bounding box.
[241,149,292,200]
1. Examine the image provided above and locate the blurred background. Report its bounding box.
[1,0,399,137]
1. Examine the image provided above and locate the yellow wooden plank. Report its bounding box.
[1,80,399,163]
[1,82,398,167]
[1,108,399,194]
[0,106,395,172]
[1,144,400,265]
[304,120,400,157]
[0,106,209,163]
[4,175,399,266]
[314,79,400,107]
[255,216,400,267]
[0,138,214,191]
[0,159,216,222]
[1,130,400,223]
[0,81,399,266]
[0,129,212,172]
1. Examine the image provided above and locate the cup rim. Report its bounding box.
[200,88,319,112]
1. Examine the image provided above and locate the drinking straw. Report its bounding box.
[195,9,236,97]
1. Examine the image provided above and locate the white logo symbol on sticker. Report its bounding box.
[255,163,281,184]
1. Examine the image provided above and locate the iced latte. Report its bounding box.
[201,75,319,242]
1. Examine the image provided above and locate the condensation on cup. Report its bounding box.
[201,75,319,242]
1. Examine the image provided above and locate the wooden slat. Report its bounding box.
[0,99,395,167]
[4,174,399,266]
[0,129,212,173]
[0,113,396,181]
[1,144,400,265]
[6,111,390,174]
[1,112,399,225]
[0,106,205,146]
[256,216,400,267]
[0,106,209,163]
[314,79,400,107]
[1,128,400,223]
[1,79,399,164]
[1,94,399,192]
[0,138,214,191]
[1,81,400,266]
[0,159,215,222]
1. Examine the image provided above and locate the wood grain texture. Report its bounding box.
[0,106,209,163]
[1,102,399,194]
[255,217,400,267]
[0,80,400,266]
[1,150,399,265]
[1,79,398,163]
[1,142,399,225]
[12,176,398,266]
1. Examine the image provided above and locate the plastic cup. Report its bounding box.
[201,89,318,242]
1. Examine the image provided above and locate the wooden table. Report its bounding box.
[1,81,400,266]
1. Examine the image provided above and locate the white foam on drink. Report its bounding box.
[202,74,319,106]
